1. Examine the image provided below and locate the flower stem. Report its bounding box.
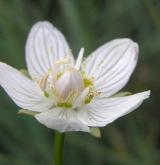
[54,132,65,165]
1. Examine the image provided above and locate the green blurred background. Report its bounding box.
[0,0,159,164]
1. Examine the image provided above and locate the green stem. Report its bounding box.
[54,132,65,165]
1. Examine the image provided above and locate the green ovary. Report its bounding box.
[55,72,96,108]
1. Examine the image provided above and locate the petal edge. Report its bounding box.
[78,91,150,127]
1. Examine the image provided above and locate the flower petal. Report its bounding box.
[82,38,138,97]
[0,62,53,112]
[26,21,74,80]
[35,108,90,132]
[78,91,150,127]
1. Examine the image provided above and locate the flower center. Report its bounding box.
[38,48,100,109]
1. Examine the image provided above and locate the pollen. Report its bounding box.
[82,72,94,87]
[85,88,100,104]
[83,77,93,87]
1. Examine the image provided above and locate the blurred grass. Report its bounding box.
[0,0,160,165]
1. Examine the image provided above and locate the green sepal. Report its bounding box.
[112,91,131,97]
[89,127,101,138]
[18,109,38,116]
[20,69,31,78]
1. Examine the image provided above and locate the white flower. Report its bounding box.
[0,21,150,133]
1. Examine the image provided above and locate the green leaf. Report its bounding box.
[89,127,101,138]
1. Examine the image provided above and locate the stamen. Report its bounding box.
[75,48,84,70]
[38,75,49,91]
[49,57,71,83]
[73,88,89,108]
[54,57,70,65]
[85,88,101,104]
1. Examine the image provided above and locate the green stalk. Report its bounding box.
[54,132,65,165]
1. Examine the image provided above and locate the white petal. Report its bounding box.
[82,38,138,97]
[26,21,75,80]
[35,108,90,132]
[0,62,53,112]
[78,91,150,127]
